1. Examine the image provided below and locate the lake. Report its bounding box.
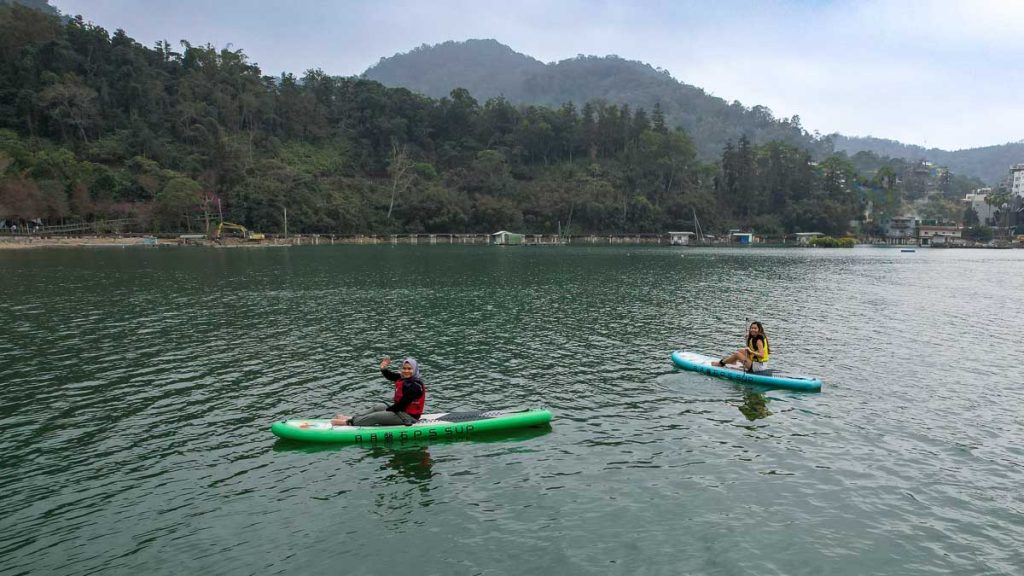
[1,245,1022,575]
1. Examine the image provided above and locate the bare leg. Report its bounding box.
[715,349,749,368]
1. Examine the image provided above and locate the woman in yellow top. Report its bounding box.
[713,321,770,373]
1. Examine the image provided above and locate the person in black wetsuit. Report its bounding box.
[331,356,426,426]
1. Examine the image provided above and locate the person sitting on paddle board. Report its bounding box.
[713,321,770,373]
[331,356,426,427]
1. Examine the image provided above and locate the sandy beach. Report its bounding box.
[0,236,159,250]
[0,236,299,249]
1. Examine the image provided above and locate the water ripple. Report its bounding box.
[1,246,1022,575]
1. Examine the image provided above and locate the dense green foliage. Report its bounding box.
[809,236,856,248]
[0,6,966,237]
[963,225,993,243]
[0,0,57,15]
[366,39,833,162]
[843,150,986,234]
[834,135,1023,186]
[370,40,1020,187]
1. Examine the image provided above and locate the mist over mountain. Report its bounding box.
[0,0,58,15]
[366,39,1019,185]
[364,39,547,104]
[833,136,1023,186]
[365,39,826,163]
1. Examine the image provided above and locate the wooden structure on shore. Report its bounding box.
[11,231,886,248]
[492,231,525,246]
[3,218,138,235]
[250,233,671,246]
[668,231,695,245]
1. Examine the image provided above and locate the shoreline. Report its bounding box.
[0,236,155,250]
[2,235,1019,250]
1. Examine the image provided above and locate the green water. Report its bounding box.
[1,245,1022,575]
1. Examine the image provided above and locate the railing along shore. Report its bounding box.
[2,230,1020,248]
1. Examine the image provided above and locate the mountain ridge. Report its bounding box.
[365,39,823,165]
[365,39,1020,185]
[833,135,1024,185]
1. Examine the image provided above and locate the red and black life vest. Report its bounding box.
[393,379,426,417]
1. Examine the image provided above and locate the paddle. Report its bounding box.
[715,317,750,369]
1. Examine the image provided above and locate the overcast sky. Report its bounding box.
[50,0,1024,151]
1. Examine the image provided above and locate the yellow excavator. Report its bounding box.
[211,222,265,241]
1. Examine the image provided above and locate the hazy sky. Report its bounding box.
[51,0,1024,151]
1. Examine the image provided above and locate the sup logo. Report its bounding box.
[353,424,475,444]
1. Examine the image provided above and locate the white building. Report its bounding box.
[964,188,996,224]
[918,224,962,246]
[667,231,695,245]
[885,216,918,241]
[793,232,824,245]
[491,230,524,245]
[1011,164,1024,198]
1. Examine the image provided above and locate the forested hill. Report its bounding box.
[0,0,58,15]
[364,40,829,162]
[0,4,989,240]
[833,135,1024,185]
[368,40,1021,185]
[362,40,547,106]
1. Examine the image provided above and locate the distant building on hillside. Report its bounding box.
[964,188,996,224]
[1006,165,1024,233]
[1011,164,1024,198]
[884,216,918,244]
[918,224,962,246]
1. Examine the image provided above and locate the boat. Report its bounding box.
[671,351,822,392]
[270,408,552,444]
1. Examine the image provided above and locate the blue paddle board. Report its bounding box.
[671,351,822,392]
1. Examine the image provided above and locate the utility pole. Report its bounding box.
[203,193,211,236]
[283,207,288,239]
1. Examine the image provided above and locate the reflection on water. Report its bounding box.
[270,425,553,454]
[736,391,772,421]
[374,445,434,484]
[2,246,1024,575]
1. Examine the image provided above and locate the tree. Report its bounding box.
[38,179,69,222]
[985,191,1010,217]
[154,176,201,230]
[385,141,413,220]
[0,177,42,221]
[720,136,756,221]
[461,149,512,197]
[472,195,521,232]
[651,102,667,134]
[580,102,597,160]
[962,205,979,226]
[68,181,93,218]
[40,76,99,142]
[918,194,960,223]
[0,3,59,59]
[0,12,995,238]
[965,225,993,243]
